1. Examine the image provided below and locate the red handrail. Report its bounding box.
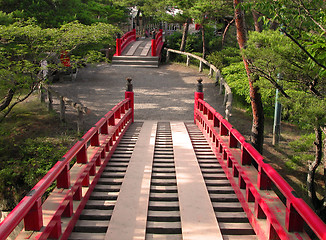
[0,88,134,240]
[115,29,136,56]
[151,29,163,57]
[194,96,326,239]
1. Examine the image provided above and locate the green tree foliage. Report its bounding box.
[0,18,119,120]
[244,30,325,102]
[189,0,233,58]
[246,0,326,92]
[0,0,128,27]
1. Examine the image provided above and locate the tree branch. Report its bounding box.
[297,0,326,34]
[280,28,326,71]
[0,89,15,112]
[0,87,36,122]
[250,65,291,99]
[222,18,235,47]
[306,82,324,98]
[307,126,324,211]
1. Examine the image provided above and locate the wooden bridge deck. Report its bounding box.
[67,121,257,240]
[123,39,153,57]
[112,39,160,67]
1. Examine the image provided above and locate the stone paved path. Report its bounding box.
[51,63,225,130]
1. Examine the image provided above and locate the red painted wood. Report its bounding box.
[114,29,136,56]
[151,29,163,57]
[24,197,43,231]
[57,164,70,189]
[90,131,100,146]
[125,91,134,122]
[194,95,326,240]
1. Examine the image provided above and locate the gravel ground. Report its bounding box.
[51,63,225,130]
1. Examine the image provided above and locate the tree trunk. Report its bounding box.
[233,0,264,153]
[180,19,190,52]
[307,126,324,215]
[252,10,263,32]
[136,9,141,27]
[0,89,14,112]
[201,25,206,59]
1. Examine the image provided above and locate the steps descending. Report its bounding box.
[112,56,159,68]
[112,39,160,68]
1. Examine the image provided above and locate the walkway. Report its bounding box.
[122,38,152,56]
[112,39,160,67]
[51,63,225,130]
[68,121,256,240]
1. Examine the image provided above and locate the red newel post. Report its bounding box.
[194,78,204,123]
[125,78,134,122]
[151,32,156,56]
[133,28,136,41]
[116,33,122,56]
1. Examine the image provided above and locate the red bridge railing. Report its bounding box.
[194,79,326,240]
[0,79,134,240]
[151,29,163,57]
[115,29,136,56]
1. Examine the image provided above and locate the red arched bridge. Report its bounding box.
[112,28,164,67]
[1,78,326,240]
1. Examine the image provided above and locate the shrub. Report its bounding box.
[207,47,241,69]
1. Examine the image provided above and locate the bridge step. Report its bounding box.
[185,122,257,239]
[112,56,159,68]
[146,234,183,240]
[68,232,106,240]
[67,121,256,240]
[69,122,143,240]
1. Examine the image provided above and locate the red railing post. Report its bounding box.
[116,33,122,56]
[90,130,100,146]
[57,164,70,189]
[76,144,87,164]
[133,28,136,41]
[151,32,156,56]
[125,78,134,122]
[24,197,43,231]
[286,200,304,232]
[258,166,272,190]
[194,78,204,123]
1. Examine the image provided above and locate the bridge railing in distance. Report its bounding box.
[0,79,135,240]
[194,79,326,240]
[166,48,232,121]
[115,29,137,56]
[152,29,164,57]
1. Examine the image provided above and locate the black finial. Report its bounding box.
[152,31,156,39]
[117,33,121,39]
[196,78,203,92]
[126,78,133,91]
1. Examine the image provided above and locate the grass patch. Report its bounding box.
[0,95,78,210]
